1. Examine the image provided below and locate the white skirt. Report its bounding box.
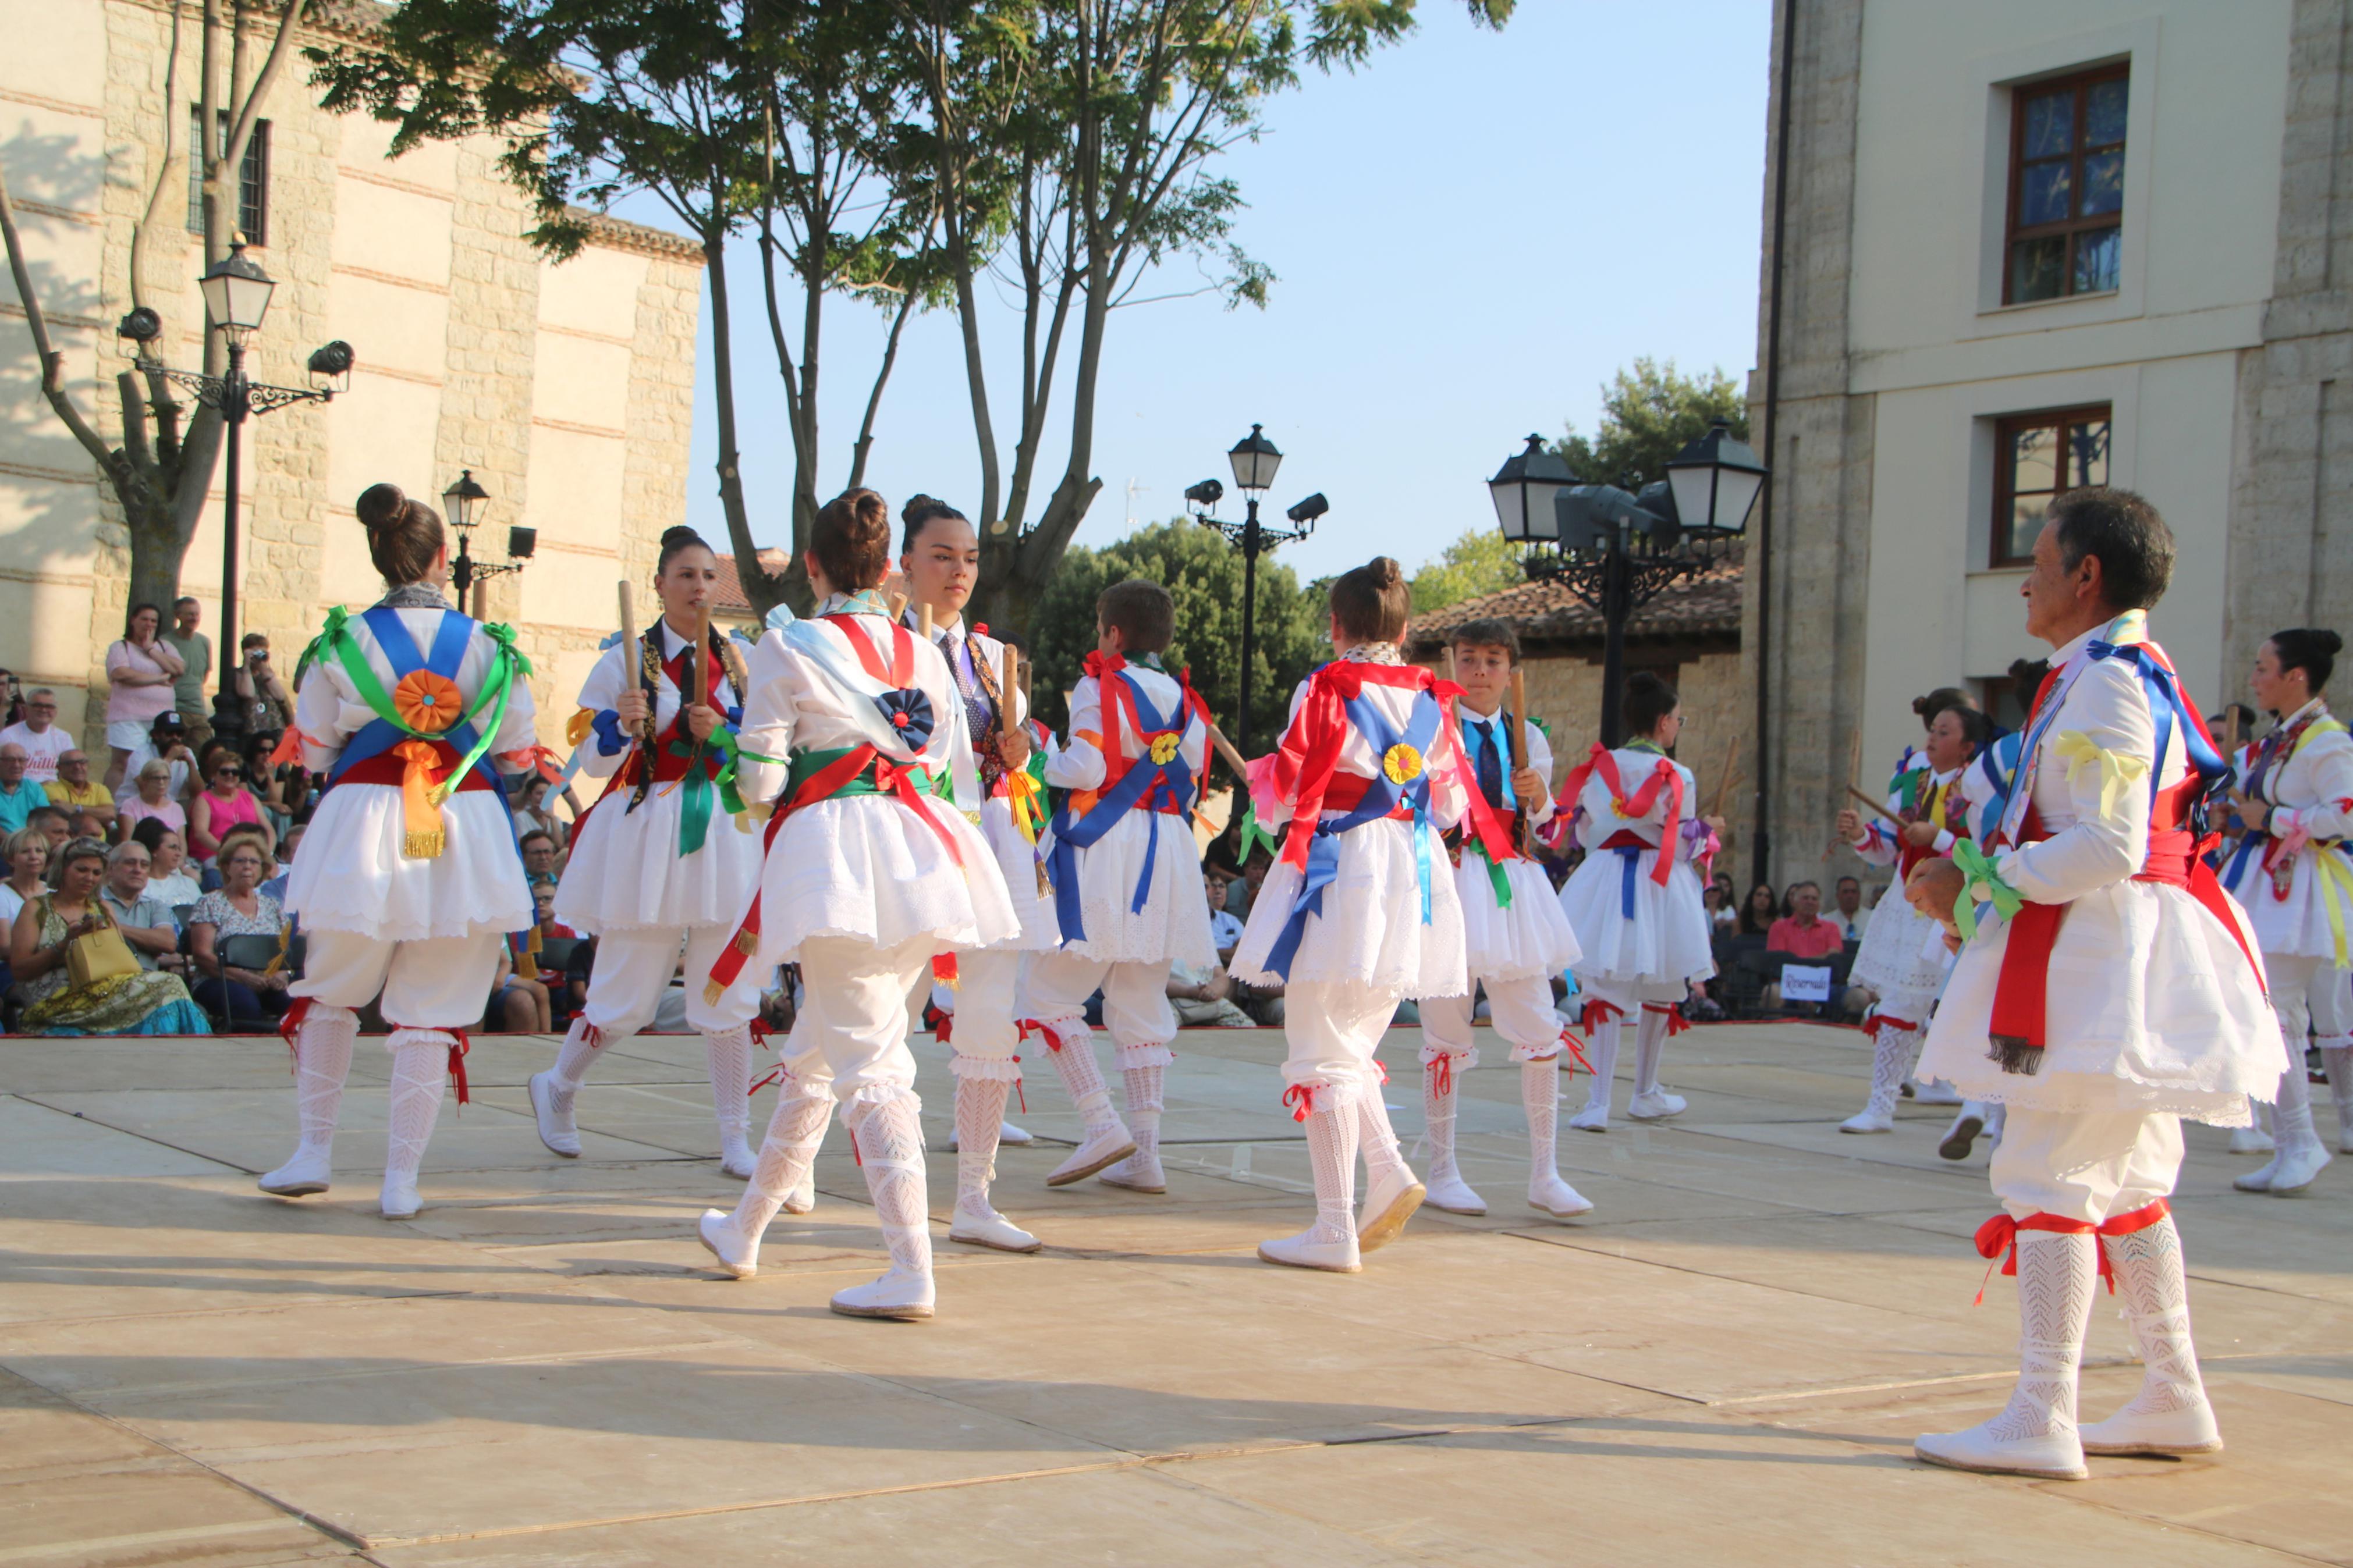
[1232,817,1468,998]
[285,783,532,943]
[1849,884,1951,1016]
[978,794,1060,953]
[2220,843,2353,964]
[751,794,1017,969]
[1914,879,2280,1125]
[1556,844,1714,987]
[1035,809,1214,967]
[1456,850,1581,982]
[555,780,767,935]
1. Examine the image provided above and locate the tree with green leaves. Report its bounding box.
[895,0,1514,637]
[310,0,933,617]
[1025,518,1323,745]
[1557,357,1748,490]
[1,0,312,615]
[1409,527,1523,617]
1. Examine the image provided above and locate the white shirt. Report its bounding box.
[1208,908,1244,951]
[1,722,74,785]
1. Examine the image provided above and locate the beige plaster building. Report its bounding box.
[1748,0,2352,886]
[1406,559,1745,870]
[1,0,705,752]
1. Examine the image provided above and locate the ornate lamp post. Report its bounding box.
[1190,424,1325,752]
[1487,419,1765,747]
[118,237,353,750]
[443,470,537,617]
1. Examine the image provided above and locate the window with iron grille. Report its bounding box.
[1992,406,2111,568]
[184,111,269,247]
[2004,66,2125,304]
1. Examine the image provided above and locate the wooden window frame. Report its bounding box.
[2003,64,2128,304]
[184,112,271,248]
[1992,404,2112,570]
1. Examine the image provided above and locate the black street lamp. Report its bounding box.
[1488,419,1764,748]
[1190,424,1324,753]
[443,470,537,615]
[119,236,353,751]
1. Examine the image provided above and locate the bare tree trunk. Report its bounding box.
[848,289,913,489]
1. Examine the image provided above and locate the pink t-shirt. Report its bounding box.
[191,786,258,860]
[104,639,182,725]
[117,793,187,838]
[1766,915,1846,959]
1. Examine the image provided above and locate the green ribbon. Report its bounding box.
[1951,839,2022,941]
[1465,833,1516,911]
[1236,802,1279,866]
[313,606,528,800]
[665,738,717,856]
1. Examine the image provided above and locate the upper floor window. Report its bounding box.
[186,111,269,247]
[1993,405,2110,567]
[2005,67,2126,304]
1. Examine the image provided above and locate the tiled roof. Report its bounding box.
[711,550,790,616]
[1407,551,1742,653]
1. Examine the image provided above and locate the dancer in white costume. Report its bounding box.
[1017,578,1218,1194]
[528,527,766,1177]
[1234,557,1489,1272]
[1417,617,1592,1220]
[259,484,538,1219]
[1834,692,1985,1133]
[1937,681,2042,1162]
[895,495,1053,1250]
[693,489,1016,1320]
[1910,488,2277,1481]
[1553,672,1722,1133]
[2218,626,2351,1194]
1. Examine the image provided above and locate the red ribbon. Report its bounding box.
[278,994,311,1070]
[1282,1083,1317,1122]
[932,951,959,989]
[1556,744,1684,889]
[1578,997,1625,1034]
[1430,1053,1461,1096]
[1969,1199,2170,1304]
[1864,1012,1919,1041]
[1553,1024,1593,1079]
[1017,1017,1063,1053]
[389,1023,471,1106]
[1642,1002,1691,1036]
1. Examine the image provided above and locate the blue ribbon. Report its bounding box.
[1047,670,1195,945]
[326,606,486,791]
[2086,641,2230,816]
[1616,843,1642,918]
[590,709,627,756]
[1259,685,1443,980]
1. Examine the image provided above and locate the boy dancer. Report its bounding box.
[1418,620,1592,1219]
[1020,580,1218,1194]
[1909,489,2277,1477]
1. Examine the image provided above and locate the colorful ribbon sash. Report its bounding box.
[1046,655,1207,945]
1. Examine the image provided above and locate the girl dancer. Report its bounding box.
[1834,692,1986,1134]
[1233,557,1500,1272]
[1417,618,1591,1219]
[897,495,1052,1251]
[1555,673,1720,1132]
[528,527,767,1176]
[2220,627,2351,1196]
[258,484,539,1218]
[694,489,1016,1320]
[1018,579,1218,1196]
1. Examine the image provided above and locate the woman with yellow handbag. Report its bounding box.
[9,837,208,1034]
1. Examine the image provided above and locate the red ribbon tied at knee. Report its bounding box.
[278,995,313,1070]
[1643,1002,1692,1036]
[1578,997,1624,1035]
[1970,1199,2170,1304]
[1282,1083,1316,1122]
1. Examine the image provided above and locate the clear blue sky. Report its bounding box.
[647,2,1771,584]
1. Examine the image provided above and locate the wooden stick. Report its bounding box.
[1000,645,1019,743]
[2223,706,2242,756]
[1848,726,1864,793]
[1202,718,1251,783]
[1846,783,1905,829]
[1506,667,1535,856]
[691,601,711,709]
[918,601,934,642]
[1708,732,1743,819]
[616,581,637,672]
[888,591,907,623]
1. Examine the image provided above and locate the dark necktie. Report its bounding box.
[1472,718,1504,810]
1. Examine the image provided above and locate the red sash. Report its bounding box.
[1559,744,1683,889]
[333,738,499,794]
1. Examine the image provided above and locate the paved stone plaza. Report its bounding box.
[1,1022,2345,1565]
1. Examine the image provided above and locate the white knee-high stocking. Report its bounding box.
[2326,1046,2353,1150]
[2103,1217,2207,1418]
[1122,1064,1165,1162]
[1305,1089,1361,1246]
[1866,1025,1919,1119]
[730,1083,834,1241]
[1989,1230,2096,1442]
[294,1005,357,1155]
[550,1015,604,1094]
[702,1025,754,1168]
[1041,1019,1120,1134]
[1577,1016,1621,1119]
[1423,1057,1464,1183]
[1355,1064,1410,1187]
[955,1076,1010,1210]
[846,1091,934,1285]
[1633,1005,1671,1097]
[1522,1054,1561,1185]
[382,1037,452,1215]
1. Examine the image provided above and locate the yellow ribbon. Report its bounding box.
[2053,730,2150,821]
[566,707,597,748]
[2312,847,2353,968]
[393,739,449,859]
[1001,766,1045,846]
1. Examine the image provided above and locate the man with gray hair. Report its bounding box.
[0,742,47,837]
[101,839,181,973]
[0,689,73,785]
[1907,488,2278,1481]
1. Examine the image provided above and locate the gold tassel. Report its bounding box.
[518,924,542,982]
[394,740,449,859]
[404,830,446,859]
[735,930,759,955]
[702,979,726,1005]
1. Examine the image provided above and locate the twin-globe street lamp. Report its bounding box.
[1486,419,1766,748]
[1188,424,1328,753]
[118,237,353,749]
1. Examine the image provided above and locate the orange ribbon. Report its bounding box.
[392,739,451,858]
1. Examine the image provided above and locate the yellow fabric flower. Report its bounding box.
[2053,730,2150,820]
[1382,742,1424,785]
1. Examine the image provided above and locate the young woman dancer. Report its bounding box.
[693,489,1016,1320]
[528,526,766,1178]
[1834,692,1986,1133]
[1417,618,1591,1220]
[1233,557,1500,1272]
[2219,627,2351,1196]
[896,495,1052,1251]
[1555,672,1720,1132]
[259,483,538,1218]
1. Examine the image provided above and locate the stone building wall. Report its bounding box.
[0,0,704,753]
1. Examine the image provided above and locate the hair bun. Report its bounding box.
[901,495,939,527]
[2319,631,2345,656]
[1910,694,1932,718]
[1365,556,1402,590]
[659,524,705,552]
[356,482,406,531]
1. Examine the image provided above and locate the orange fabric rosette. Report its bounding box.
[393,669,464,735]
